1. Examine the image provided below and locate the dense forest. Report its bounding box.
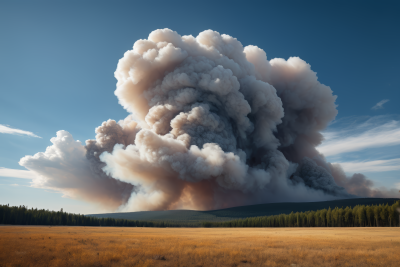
[1,200,399,228]
[203,200,400,227]
[0,204,194,227]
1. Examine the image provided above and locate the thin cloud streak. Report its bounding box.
[372,99,389,110]
[0,124,41,138]
[0,167,37,179]
[337,158,400,173]
[318,120,400,157]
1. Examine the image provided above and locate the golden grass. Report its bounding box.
[0,226,399,267]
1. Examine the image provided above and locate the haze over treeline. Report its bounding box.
[19,29,399,212]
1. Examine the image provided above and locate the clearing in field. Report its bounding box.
[0,226,399,266]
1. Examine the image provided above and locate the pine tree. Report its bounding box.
[314,210,321,227]
[358,206,366,227]
[394,201,400,227]
[380,204,389,227]
[344,207,352,227]
[326,207,332,227]
[332,208,339,227]
[388,206,396,227]
[320,209,327,227]
[373,205,380,227]
[366,206,373,227]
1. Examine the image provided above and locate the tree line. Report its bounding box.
[203,200,400,228]
[2,201,399,228]
[0,204,195,227]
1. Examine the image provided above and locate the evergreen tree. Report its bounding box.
[2,200,400,228]
[365,206,373,227]
[326,207,332,227]
[373,205,380,227]
[357,206,366,227]
[380,204,389,227]
[320,209,327,227]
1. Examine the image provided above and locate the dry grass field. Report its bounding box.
[0,226,399,267]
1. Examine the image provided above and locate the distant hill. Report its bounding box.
[87,198,399,223]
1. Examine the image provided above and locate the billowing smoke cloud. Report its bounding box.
[19,130,135,209]
[19,29,394,211]
[329,163,399,198]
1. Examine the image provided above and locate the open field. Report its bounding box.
[0,226,399,267]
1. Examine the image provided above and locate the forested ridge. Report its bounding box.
[1,200,399,228]
[0,204,194,227]
[203,200,400,227]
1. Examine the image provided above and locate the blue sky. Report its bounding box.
[1,0,399,214]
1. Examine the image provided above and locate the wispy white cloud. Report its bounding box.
[372,99,389,110]
[0,167,37,179]
[318,120,400,157]
[337,158,400,173]
[0,124,41,138]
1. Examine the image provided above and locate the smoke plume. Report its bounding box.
[330,163,399,198]
[19,29,393,211]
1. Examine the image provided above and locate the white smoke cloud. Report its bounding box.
[20,130,134,209]
[19,29,397,212]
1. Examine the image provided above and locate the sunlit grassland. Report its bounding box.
[0,226,399,266]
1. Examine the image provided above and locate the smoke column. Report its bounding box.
[19,29,393,211]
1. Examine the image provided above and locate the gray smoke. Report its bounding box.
[20,29,391,211]
[19,130,134,209]
[329,163,399,198]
